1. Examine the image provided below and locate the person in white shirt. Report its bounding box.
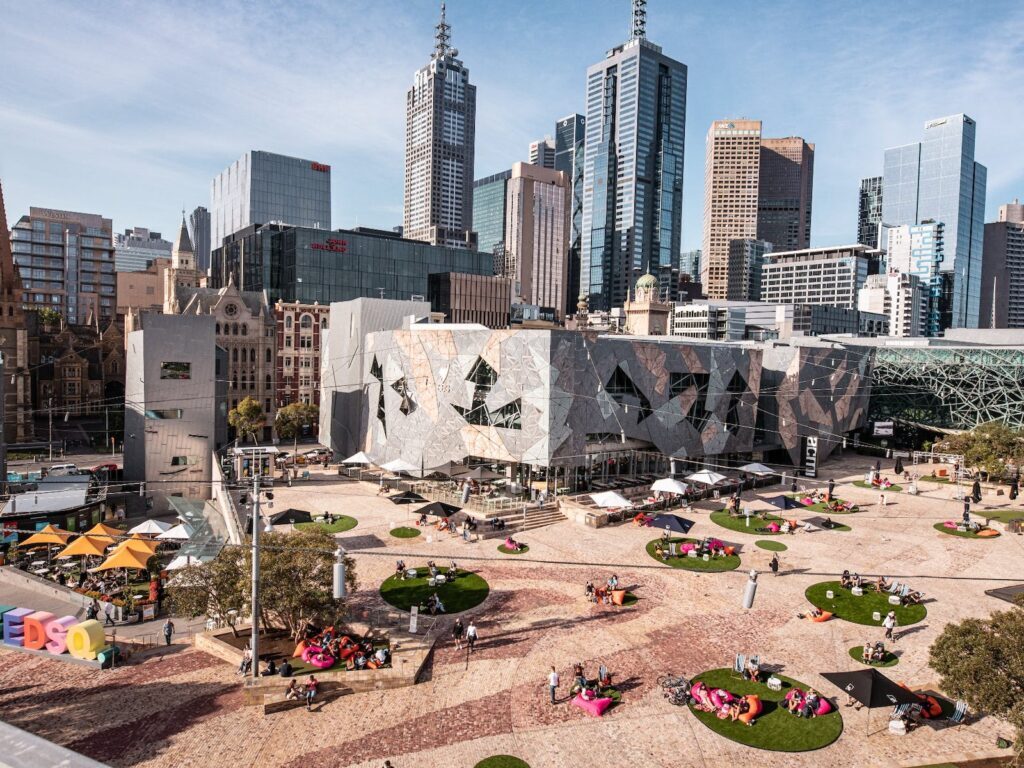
[547,666,560,704]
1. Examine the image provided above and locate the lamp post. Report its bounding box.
[250,471,262,682]
[48,397,53,462]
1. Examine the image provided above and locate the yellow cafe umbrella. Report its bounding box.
[21,524,72,549]
[95,546,152,572]
[57,535,108,559]
[109,534,158,557]
[81,522,122,546]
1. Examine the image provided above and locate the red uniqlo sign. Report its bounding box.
[311,162,330,173]
[311,238,347,253]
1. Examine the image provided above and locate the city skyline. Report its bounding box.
[1,0,1023,252]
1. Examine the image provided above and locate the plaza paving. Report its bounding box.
[1,454,1021,767]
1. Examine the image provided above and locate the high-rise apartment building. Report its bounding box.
[472,170,512,267]
[113,226,172,273]
[504,162,571,318]
[858,272,927,337]
[555,114,586,316]
[702,120,762,299]
[10,207,116,325]
[882,114,986,329]
[858,176,883,249]
[760,244,877,309]
[980,203,1024,329]
[580,5,687,311]
[189,205,211,274]
[726,239,772,301]
[528,138,556,169]
[885,222,945,336]
[1000,198,1024,224]
[757,137,814,251]
[403,5,477,249]
[210,150,331,249]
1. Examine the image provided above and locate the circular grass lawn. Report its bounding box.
[687,668,843,752]
[853,481,903,493]
[788,495,857,514]
[847,645,898,668]
[497,543,529,554]
[390,526,422,539]
[933,522,1000,539]
[474,758,530,768]
[380,567,489,614]
[710,509,786,536]
[296,515,358,534]
[755,540,788,552]
[805,581,926,626]
[645,537,741,572]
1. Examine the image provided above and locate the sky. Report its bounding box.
[1,0,1023,252]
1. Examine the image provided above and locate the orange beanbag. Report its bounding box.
[977,529,1000,537]
[809,611,832,623]
[292,640,307,658]
[724,546,735,556]
[611,589,626,606]
[737,695,762,724]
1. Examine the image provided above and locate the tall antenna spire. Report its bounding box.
[434,2,452,58]
[631,0,647,40]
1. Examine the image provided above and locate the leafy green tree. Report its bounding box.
[937,422,1024,478]
[929,600,1024,766]
[275,402,320,455]
[228,396,266,444]
[37,307,62,327]
[166,547,248,636]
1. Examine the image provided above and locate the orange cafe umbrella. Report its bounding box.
[57,535,108,559]
[95,546,152,572]
[21,524,72,549]
[110,534,158,557]
[82,522,121,546]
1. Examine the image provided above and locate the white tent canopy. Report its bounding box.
[685,470,728,486]
[380,458,423,474]
[738,462,775,476]
[129,519,172,535]
[164,554,199,571]
[590,491,633,508]
[156,523,194,541]
[651,478,689,495]
[342,451,374,465]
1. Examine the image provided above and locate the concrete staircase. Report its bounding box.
[476,503,567,535]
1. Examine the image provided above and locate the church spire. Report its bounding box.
[433,2,452,58]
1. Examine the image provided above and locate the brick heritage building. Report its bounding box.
[274,301,328,408]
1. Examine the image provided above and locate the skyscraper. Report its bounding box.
[189,205,211,274]
[210,151,331,248]
[858,176,883,248]
[472,170,512,271]
[555,114,585,316]
[580,1,687,311]
[528,138,556,169]
[980,201,1024,328]
[403,3,477,249]
[701,119,762,300]
[757,137,814,251]
[882,114,987,329]
[885,222,945,336]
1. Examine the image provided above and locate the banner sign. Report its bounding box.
[874,421,894,437]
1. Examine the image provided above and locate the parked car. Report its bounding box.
[91,463,118,474]
[303,448,331,461]
[48,463,78,475]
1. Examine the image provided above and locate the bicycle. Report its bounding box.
[664,686,689,706]
[657,673,689,689]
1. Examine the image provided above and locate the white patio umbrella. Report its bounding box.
[651,478,689,495]
[380,458,421,474]
[685,470,728,486]
[156,523,194,541]
[164,554,197,571]
[342,451,374,465]
[128,519,172,535]
[738,462,775,476]
[590,491,633,508]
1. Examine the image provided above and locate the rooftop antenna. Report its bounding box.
[434,2,452,58]
[631,0,647,40]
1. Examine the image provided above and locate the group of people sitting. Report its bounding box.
[487,517,508,531]
[785,687,832,718]
[861,640,889,664]
[302,626,391,671]
[868,472,896,489]
[584,574,621,604]
[571,661,613,698]
[653,536,731,560]
[503,536,525,552]
[839,571,923,605]
[690,682,760,725]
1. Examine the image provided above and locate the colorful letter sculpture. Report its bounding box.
[0,605,105,661]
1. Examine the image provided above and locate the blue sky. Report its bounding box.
[1,0,1022,251]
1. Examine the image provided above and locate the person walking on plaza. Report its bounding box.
[86,600,99,621]
[878,492,886,508]
[548,665,560,704]
[452,617,465,651]
[103,600,115,627]
[769,554,779,577]
[162,618,175,646]
[827,478,835,498]
[304,674,318,711]
[883,611,897,641]
[466,620,478,653]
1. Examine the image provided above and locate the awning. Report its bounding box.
[156,524,195,541]
[739,463,776,476]
[685,470,727,486]
[129,519,172,536]
[95,546,152,572]
[110,534,158,557]
[268,508,313,525]
[56,535,108,559]
[453,466,505,481]
[342,451,374,465]
[380,459,421,474]
[820,669,920,708]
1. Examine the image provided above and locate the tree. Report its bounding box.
[929,600,1024,766]
[275,402,320,455]
[228,396,266,444]
[166,547,248,636]
[37,307,62,327]
[936,422,1024,479]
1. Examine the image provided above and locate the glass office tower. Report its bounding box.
[472,170,512,267]
[555,114,585,316]
[858,176,883,249]
[580,15,687,311]
[882,114,986,329]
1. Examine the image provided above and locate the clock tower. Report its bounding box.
[163,215,201,313]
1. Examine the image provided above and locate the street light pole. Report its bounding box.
[250,470,261,682]
[48,397,53,462]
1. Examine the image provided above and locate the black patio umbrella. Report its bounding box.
[268,508,313,525]
[767,494,800,510]
[648,514,695,535]
[821,669,919,709]
[390,491,426,505]
[804,515,842,530]
[894,457,904,474]
[415,501,462,517]
[972,479,982,503]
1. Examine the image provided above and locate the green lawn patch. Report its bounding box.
[755,540,788,552]
[710,509,786,535]
[788,494,857,514]
[847,645,899,668]
[933,522,1000,539]
[380,567,489,613]
[645,537,741,572]
[853,481,903,492]
[805,581,927,626]
[917,475,952,484]
[390,526,422,539]
[296,515,358,534]
[688,668,843,752]
[474,756,530,768]
[975,509,1023,525]
[497,543,529,554]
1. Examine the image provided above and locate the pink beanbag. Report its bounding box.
[815,698,833,716]
[680,543,695,553]
[943,521,956,529]
[709,688,735,708]
[572,694,613,717]
[767,523,780,533]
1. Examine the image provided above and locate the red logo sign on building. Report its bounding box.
[311,238,347,253]
[311,162,330,173]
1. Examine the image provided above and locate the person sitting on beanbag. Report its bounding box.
[729,697,751,722]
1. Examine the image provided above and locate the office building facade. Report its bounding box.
[10,207,116,325]
[885,222,945,336]
[472,170,512,266]
[858,176,883,249]
[189,206,211,274]
[403,5,477,249]
[504,163,571,318]
[702,120,762,299]
[428,272,512,328]
[761,244,876,309]
[757,137,814,251]
[980,213,1024,329]
[555,114,586,316]
[528,138,556,169]
[882,114,986,329]
[580,15,687,311]
[274,300,329,408]
[210,150,331,248]
[857,272,926,337]
[113,226,172,273]
[726,238,771,301]
[210,224,493,306]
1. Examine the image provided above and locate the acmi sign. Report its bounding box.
[804,436,819,478]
